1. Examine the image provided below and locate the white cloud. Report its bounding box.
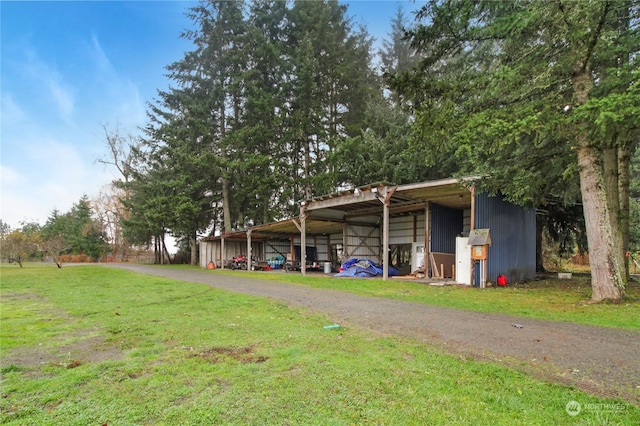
[0,164,23,185]
[1,136,113,228]
[1,20,155,229]
[1,94,27,123]
[116,82,147,126]
[22,48,76,121]
[87,34,147,127]
[49,80,75,121]
[89,33,115,75]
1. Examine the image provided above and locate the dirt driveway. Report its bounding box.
[108,264,640,405]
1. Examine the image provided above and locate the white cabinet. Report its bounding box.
[456,237,471,285]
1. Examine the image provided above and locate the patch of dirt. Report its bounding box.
[2,334,124,377]
[187,346,269,364]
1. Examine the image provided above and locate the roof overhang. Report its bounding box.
[202,176,479,242]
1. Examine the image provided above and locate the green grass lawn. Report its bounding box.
[208,267,640,330]
[1,265,638,425]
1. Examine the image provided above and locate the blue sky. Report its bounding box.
[1,0,425,229]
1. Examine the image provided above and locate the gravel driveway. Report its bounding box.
[107,264,640,405]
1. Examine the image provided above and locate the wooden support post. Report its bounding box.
[424,203,431,278]
[470,186,475,285]
[382,200,390,281]
[374,186,395,281]
[221,237,225,269]
[300,206,308,276]
[247,229,252,271]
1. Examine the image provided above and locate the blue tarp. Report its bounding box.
[334,258,398,278]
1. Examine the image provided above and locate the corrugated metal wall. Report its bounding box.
[199,240,214,268]
[389,215,416,245]
[345,224,380,262]
[198,240,264,268]
[264,241,291,261]
[310,235,330,261]
[475,193,536,284]
[463,209,472,234]
[431,204,464,254]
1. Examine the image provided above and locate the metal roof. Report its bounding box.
[202,176,479,242]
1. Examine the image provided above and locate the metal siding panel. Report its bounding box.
[415,213,426,244]
[475,193,536,283]
[315,236,330,261]
[199,241,208,268]
[346,225,380,262]
[251,242,263,260]
[265,241,290,260]
[389,216,415,245]
[430,204,463,254]
[463,209,472,234]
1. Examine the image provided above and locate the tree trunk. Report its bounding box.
[222,175,232,232]
[220,106,233,234]
[263,201,269,225]
[573,68,625,302]
[162,235,172,265]
[190,230,197,266]
[155,236,160,264]
[577,144,625,302]
[304,133,312,200]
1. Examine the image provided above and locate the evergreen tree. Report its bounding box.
[173,0,249,234]
[41,196,107,261]
[237,0,292,223]
[379,4,419,103]
[288,0,375,199]
[395,0,640,302]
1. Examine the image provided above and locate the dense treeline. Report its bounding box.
[121,0,423,265]
[0,197,108,267]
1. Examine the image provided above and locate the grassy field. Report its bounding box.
[1,264,638,425]
[211,268,640,330]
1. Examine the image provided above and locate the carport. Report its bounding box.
[299,177,477,279]
[202,176,480,280]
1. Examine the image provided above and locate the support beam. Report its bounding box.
[247,229,252,271]
[424,203,430,278]
[470,186,476,231]
[291,218,301,271]
[374,186,396,281]
[300,207,308,276]
[221,237,225,269]
[382,200,390,280]
[470,186,475,285]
